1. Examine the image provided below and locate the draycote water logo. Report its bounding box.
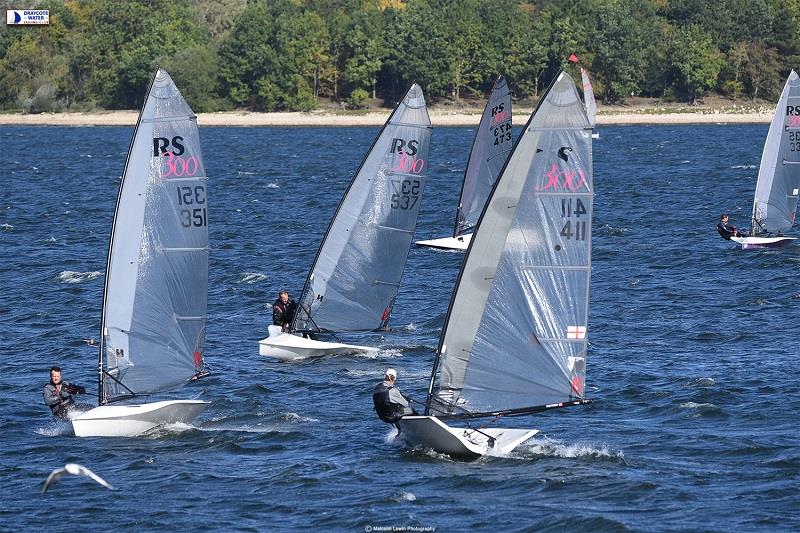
[6,10,50,25]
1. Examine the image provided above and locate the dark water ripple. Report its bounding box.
[1,124,798,531]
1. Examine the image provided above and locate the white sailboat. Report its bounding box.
[415,76,513,251]
[398,71,593,458]
[580,68,600,139]
[732,70,799,249]
[71,69,210,437]
[260,84,432,360]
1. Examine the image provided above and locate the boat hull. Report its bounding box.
[731,236,796,249]
[259,326,378,361]
[70,399,210,437]
[397,415,539,459]
[414,234,471,251]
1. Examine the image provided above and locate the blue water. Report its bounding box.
[1,124,798,531]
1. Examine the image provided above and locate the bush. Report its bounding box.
[346,88,369,109]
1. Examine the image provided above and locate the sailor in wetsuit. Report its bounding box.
[43,366,86,420]
[717,213,747,240]
[272,290,297,332]
[373,368,417,425]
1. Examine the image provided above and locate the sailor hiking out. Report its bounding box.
[373,368,417,424]
[43,366,86,420]
[272,290,297,332]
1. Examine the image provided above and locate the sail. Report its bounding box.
[428,71,592,417]
[292,84,432,333]
[581,68,597,128]
[100,69,208,402]
[454,76,513,237]
[751,70,800,236]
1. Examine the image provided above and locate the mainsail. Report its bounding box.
[292,84,432,333]
[99,69,208,403]
[454,75,513,237]
[426,71,593,417]
[581,68,597,129]
[751,70,800,236]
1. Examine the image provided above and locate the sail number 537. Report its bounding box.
[176,185,207,228]
[390,179,420,210]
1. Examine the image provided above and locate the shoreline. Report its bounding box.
[0,109,773,127]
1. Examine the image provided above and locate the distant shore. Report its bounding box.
[0,108,773,127]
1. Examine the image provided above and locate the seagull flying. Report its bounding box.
[42,463,114,494]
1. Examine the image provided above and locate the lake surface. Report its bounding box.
[1,123,798,531]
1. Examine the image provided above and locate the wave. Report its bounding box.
[518,436,623,460]
[238,272,268,284]
[267,183,279,189]
[56,270,102,284]
[1,223,13,231]
[730,164,757,169]
[281,412,319,423]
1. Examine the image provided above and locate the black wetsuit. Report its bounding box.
[43,381,84,420]
[717,220,742,240]
[372,381,415,423]
[272,298,297,328]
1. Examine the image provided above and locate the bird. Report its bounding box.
[42,463,114,494]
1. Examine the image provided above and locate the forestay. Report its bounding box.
[292,84,431,333]
[100,69,208,403]
[581,68,597,128]
[751,70,800,236]
[427,71,593,417]
[455,75,513,237]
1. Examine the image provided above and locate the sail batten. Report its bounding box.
[99,69,208,403]
[454,76,513,237]
[427,71,593,418]
[291,84,431,334]
[751,70,800,236]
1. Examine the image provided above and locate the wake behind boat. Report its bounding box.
[397,71,594,459]
[732,70,800,250]
[70,69,210,437]
[260,83,432,360]
[415,76,512,252]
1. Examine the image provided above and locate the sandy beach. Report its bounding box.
[0,107,773,127]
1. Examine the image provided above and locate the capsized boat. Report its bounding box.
[415,75,512,251]
[398,71,594,458]
[580,68,600,139]
[260,84,432,360]
[732,70,799,250]
[70,69,210,437]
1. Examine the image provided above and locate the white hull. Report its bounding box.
[731,236,796,249]
[397,415,539,458]
[414,234,471,251]
[259,326,378,361]
[70,399,210,437]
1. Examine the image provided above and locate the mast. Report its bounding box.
[96,69,158,406]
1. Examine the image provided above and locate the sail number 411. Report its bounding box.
[560,198,587,240]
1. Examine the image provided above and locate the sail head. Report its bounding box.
[455,75,513,237]
[752,70,800,235]
[101,69,208,402]
[292,84,432,333]
[429,71,592,417]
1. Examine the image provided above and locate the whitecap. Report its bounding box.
[238,272,268,284]
[394,491,416,502]
[266,183,279,189]
[402,323,417,331]
[282,412,319,423]
[1,223,13,231]
[521,436,621,459]
[57,271,102,284]
[679,401,717,409]
[730,164,757,169]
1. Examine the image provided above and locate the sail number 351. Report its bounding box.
[560,198,587,240]
[176,185,207,228]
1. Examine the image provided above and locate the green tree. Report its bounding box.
[670,25,723,104]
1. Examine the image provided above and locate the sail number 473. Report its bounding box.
[560,198,587,240]
[176,185,207,228]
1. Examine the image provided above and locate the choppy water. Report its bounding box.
[1,124,798,531]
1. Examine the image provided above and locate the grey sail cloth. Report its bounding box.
[429,71,592,416]
[455,76,513,237]
[100,69,208,402]
[292,84,431,333]
[752,70,800,236]
[581,68,597,128]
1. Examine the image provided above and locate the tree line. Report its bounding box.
[1,0,798,113]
